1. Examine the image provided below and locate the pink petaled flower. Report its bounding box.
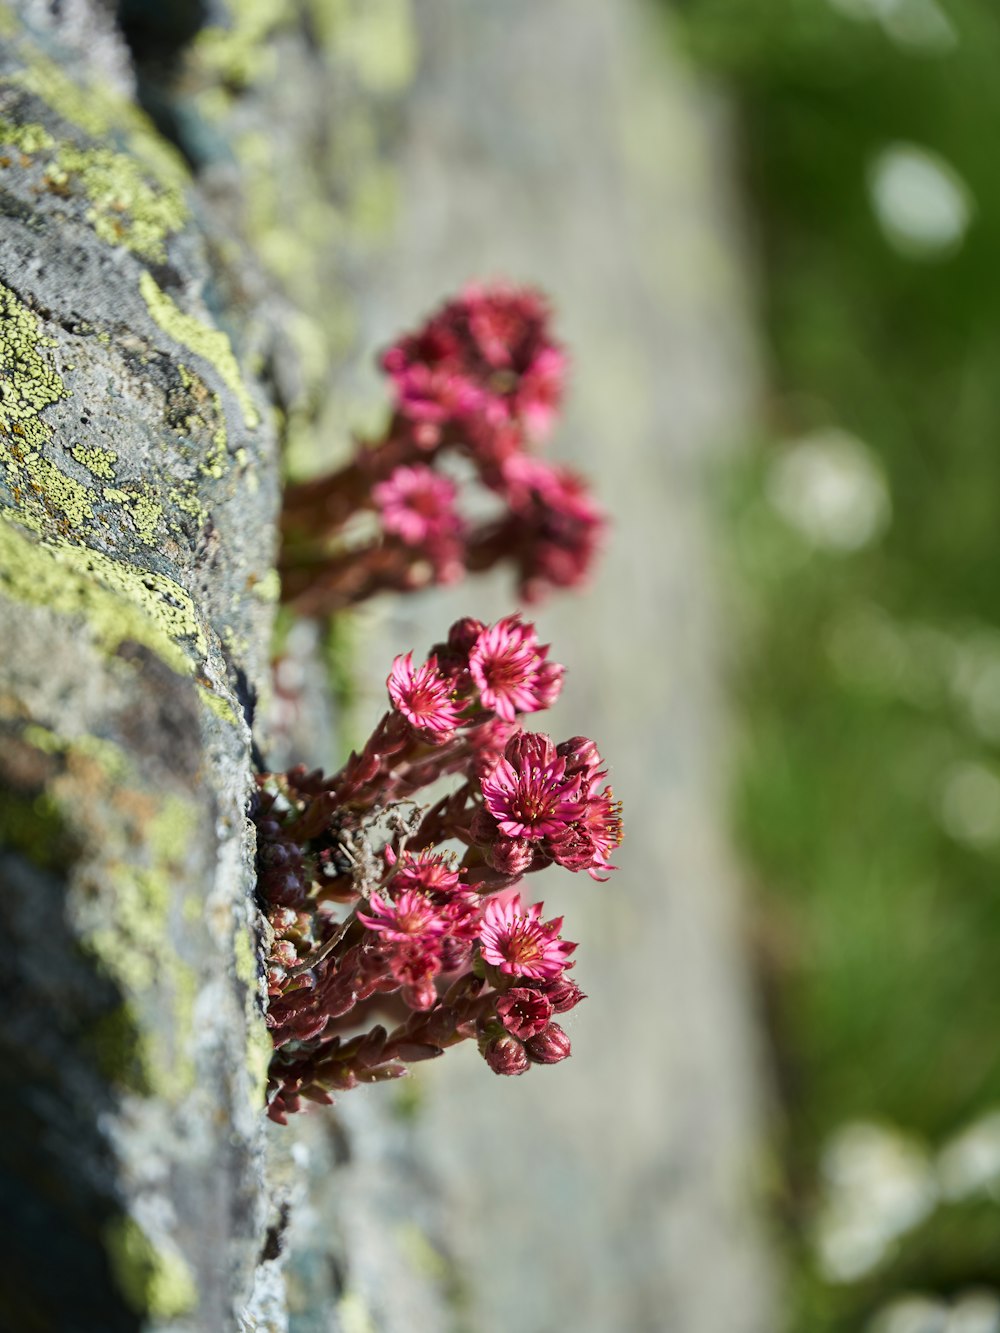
[373,465,464,548]
[480,731,582,840]
[392,363,487,429]
[495,987,554,1040]
[437,889,483,943]
[515,344,566,440]
[549,736,623,879]
[386,937,443,993]
[358,888,447,942]
[478,894,577,980]
[500,455,606,601]
[468,615,564,721]
[387,652,464,739]
[387,847,463,899]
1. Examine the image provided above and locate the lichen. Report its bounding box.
[102,484,163,545]
[0,117,54,154]
[2,54,190,260]
[104,1216,198,1319]
[197,682,239,727]
[192,0,294,90]
[0,512,206,673]
[140,271,260,430]
[71,442,117,480]
[48,143,187,261]
[0,280,67,450]
[236,921,271,1109]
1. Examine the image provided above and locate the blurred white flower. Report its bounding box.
[869,1296,949,1333]
[828,0,957,51]
[870,1293,1000,1333]
[766,430,891,551]
[816,1121,936,1282]
[938,1111,1000,1200]
[936,762,1000,849]
[869,144,973,258]
[949,634,1000,743]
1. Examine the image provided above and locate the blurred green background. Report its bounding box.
[677,1,1000,1329]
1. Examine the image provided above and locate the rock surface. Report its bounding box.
[0,4,278,1327]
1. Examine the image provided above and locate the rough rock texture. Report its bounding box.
[0,3,279,1327]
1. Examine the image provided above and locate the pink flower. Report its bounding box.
[500,455,606,601]
[516,344,566,440]
[468,615,564,721]
[373,465,463,548]
[387,652,464,739]
[387,848,463,898]
[480,731,582,840]
[495,987,553,1040]
[478,894,577,979]
[358,888,446,942]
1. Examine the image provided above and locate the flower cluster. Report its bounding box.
[253,614,621,1122]
[280,285,606,615]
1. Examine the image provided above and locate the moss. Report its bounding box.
[140,271,260,430]
[0,512,206,673]
[71,442,117,480]
[104,1216,198,1319]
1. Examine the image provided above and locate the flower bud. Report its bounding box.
[469,806,499,846]
[495,987,553,1040]
[482,1033,529,1076]
[448,617,487,657]
[540,978,586,1013]
[524,1022,571,1065]
[486,835,535,876]
[533,659,565,709]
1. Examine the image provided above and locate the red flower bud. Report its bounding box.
[524,1022,571,1065]
[539,978,586,1013]
[486,834,535,876]
[482,1033,529,1076]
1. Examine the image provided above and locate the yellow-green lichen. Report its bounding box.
[49,144,187,262]
[0,117,54,154]
[21,450,93,527]
[235,922,270,1108]
[196,682,239,727]
[102,485,163,545]
[3,55,190,260]
[140,271,259,430]
[0,513,206,673]
[86,792,201,1098]
[310,0,416,93]
[251,567,281,603]
[104,1217,198,1319]
[21,721,130,782]
[336,1291,378,1333]
[71,442,117,479]
[0,280,67,448]
[192,0,293,90]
